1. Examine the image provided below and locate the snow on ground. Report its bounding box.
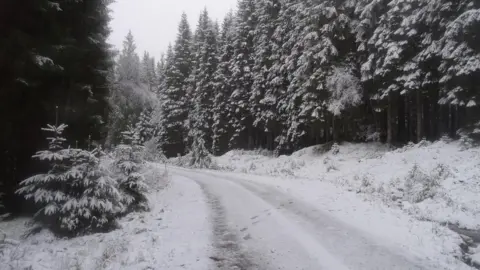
[0,162,213,270]
[202,140,480,268]
[194,169,470,269]
[174,167,470,269]
[472,245,480,266]
[215,140,480,231]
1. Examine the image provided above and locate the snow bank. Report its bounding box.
[215,140,480,230]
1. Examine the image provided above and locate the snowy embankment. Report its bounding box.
[0,162,212,270]
[212,140,480,267]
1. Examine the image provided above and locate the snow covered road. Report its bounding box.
[172,167,446,270]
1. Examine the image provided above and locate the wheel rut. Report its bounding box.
[195,180,257,270]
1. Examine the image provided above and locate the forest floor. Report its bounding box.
[1,140,480,269]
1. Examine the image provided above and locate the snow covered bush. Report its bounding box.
[404,164,441,203]
[355,173,376,195]
[114,129,149,213]
[330,143,340,155]
[323,156,339,172]
[113,144,149,213]
[189,136,213,169]
[16,124,122,237]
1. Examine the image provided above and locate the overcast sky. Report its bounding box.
[108,0,237,61]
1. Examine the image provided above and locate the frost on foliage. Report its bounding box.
[326,67,362,116]
[114,132,149,213]
[16,124,122,237]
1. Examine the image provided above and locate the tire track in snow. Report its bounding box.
[195,180,257,270]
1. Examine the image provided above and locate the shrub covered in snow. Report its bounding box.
[16,124,122,237]
[114,129,149,213]
[189,136,213,169]
[403,164,442,203]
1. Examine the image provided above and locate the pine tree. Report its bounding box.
[140,51,150,84]
[121,125,141,146]
[162,13,193,157]
[16,124,122,236]
[267,0,299,153]
[228,0,258,149]
[114,145,149,213]
[102,0,480,163]
[251,0,282,151]
[212,12,236,155]
[135,110,156,145]
[1,0,114,214]
[118,31,140,83]
[189,134,213,169]
[148,56,156,89]
[140,51,157,90]
[115,129,149,213]
[437,5,480,110]
[189,9,219,151]
[156,54,166,92]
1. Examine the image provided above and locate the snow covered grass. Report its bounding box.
[215,140,480,231]
[0,162,179,270]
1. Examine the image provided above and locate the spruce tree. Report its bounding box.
[189,9,219,151]
[212,12,236,155]
[118,31,140,83]
[115,127,149,213]
[228,0,258,149]
[190,133,213,169]
[16,124,122,236]
[162,13,193,157]
[1,0,114,213]
[267,0,299,153]
[252,0,282,150]
[135,110,156,145]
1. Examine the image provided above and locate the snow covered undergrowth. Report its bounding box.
[212,140,480,268]
[0,162,211,270]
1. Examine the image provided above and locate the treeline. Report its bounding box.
[0,0,113,213]
[125,0,479,157]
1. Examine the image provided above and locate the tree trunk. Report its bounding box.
[416,90,423,142]
[332,115,338,142]
[248,127,254,150]
[397,94,406,143]
[266,132,272,151]
[324,117,330,142]
[387,93,394,145]
[423,96,430,140]
[431,89,439,140]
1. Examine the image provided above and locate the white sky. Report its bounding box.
[108,0,237,61]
